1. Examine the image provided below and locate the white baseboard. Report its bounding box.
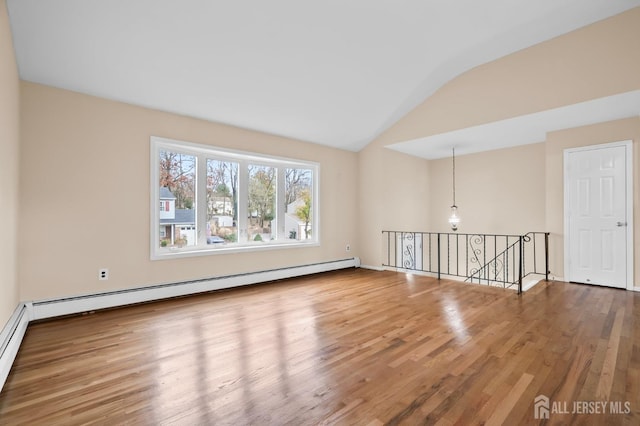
[31,258,359,321]
[360,264,384,271]
[0,304,30,392]
[522,277,543,292]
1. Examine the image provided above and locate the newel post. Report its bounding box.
[518,236,524,294]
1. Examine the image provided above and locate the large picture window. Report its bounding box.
[151,137,319,259]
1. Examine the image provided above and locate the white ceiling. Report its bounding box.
[6,0,639,152]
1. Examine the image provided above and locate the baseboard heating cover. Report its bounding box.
[0,304,30,392]
[31,258,359,321]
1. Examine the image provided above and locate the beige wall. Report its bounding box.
[427,143,546,234]
[356,145,430,268]
[358,7,640,269]
[0,0,20,325]
[19,82,358,301]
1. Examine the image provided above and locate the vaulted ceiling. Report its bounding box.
[7,1,639,152]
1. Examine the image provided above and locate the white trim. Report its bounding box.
[150,139,160,257]
[150,136,320,260]
[151,136,319,166]
[563,140,634,290]
[196,154,208,246]
[382,266,439,278]
[0,304,31,392]
[150,240,321,259]
[625,141,634,290]
[277,167,286,240]
[522,278,543,292]
[360,264,384,271]
[238,158,249,243]
[30,258,358,321]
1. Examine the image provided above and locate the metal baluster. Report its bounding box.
[495,239,498,284]
[512,237,516,286]
[545,232,550,281]
[532,233,537,275]
[522,234,527,278]
[465,234,469,280]
[386,231,390,267]
[447,234,451,275]
[483,235,487,284]
[503,238,507,284]
[413,232,417,270]
[456,233,459,277]
[437,233,441,280]
[518,236,524,294]
[505,238,509,287]
[428,233,432,272]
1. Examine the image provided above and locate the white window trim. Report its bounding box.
[150,136,320,260]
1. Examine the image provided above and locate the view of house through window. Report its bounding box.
[152,137,318,258]
[158,151,197,248]
[207,159,239,245]
[285,168,313,241]
[248,165,276,242]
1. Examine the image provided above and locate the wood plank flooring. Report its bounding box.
[1,268,639,425]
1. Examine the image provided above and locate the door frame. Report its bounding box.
[563,140,634,290]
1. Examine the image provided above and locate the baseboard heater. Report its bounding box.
[31,258,359,320]
[0,257,359,391]
[0,304,30,391]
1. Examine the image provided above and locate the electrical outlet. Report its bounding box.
[346,244,351,252]
[99,268,109,280]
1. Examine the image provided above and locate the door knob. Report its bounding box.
[616,221,627,227]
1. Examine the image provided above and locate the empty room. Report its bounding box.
[1,1,639,424]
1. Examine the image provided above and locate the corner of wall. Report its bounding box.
[0,0,21,327]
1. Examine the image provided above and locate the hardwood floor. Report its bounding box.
[0,268,639,425]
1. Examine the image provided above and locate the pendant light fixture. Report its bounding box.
[448,147,460,231]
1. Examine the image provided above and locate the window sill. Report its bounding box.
[151,240,320,260]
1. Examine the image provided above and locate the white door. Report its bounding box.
[565,143,630,288]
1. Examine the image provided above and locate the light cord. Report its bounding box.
[452,147,456,206]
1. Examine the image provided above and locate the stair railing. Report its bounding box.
[381,231,550,294]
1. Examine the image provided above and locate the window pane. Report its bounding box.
[152,137,318,258]
[158,150,196,249]
[206,159,239,245]
[248,165,276,242]
[285,168,313,240]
